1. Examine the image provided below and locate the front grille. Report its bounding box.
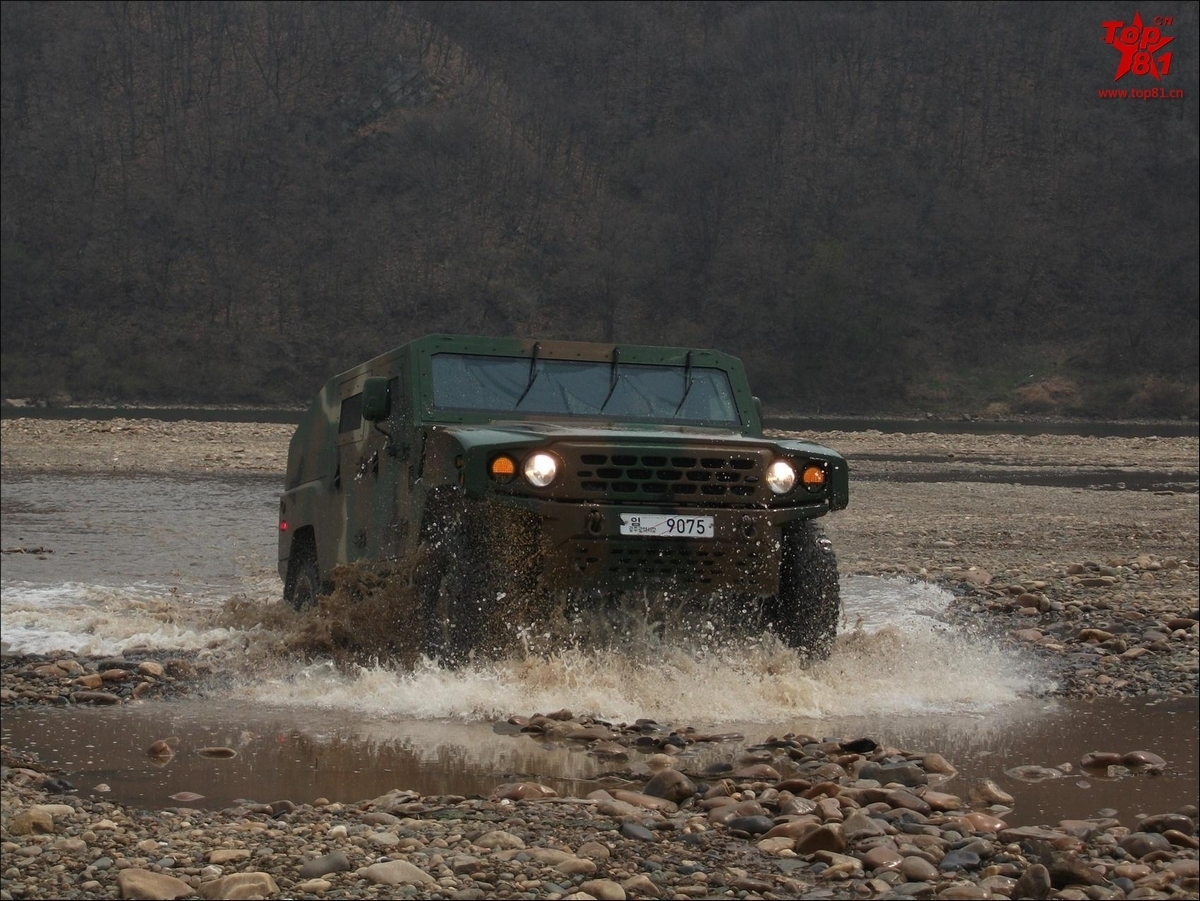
[561,538,778,590]
[572,451,765,503]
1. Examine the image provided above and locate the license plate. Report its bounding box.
[619,513,714,538]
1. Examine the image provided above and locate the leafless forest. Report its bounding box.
[1,1,1196,415]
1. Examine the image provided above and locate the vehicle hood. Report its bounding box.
[436,421,844,460]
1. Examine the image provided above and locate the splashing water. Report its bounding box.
[235,575,1045,724]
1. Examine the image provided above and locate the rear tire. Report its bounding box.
[764,521,841,659]
[284,534,320,611]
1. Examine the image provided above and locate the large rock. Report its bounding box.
[8,809,55,835]
[298,850,351,878]
[642,768,696,803]
[357,860,435,886]
[117,869,192,900]
[198,873,281,900]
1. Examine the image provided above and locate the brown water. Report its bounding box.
[2,696,1195,828]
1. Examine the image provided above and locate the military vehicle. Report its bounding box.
[278,335,849,663]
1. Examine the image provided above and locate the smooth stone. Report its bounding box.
[1137,813,1194,834]
[642,769,696,804]
[862,846,904,872]
[1012,863,1053,900]
[730,763,781,780]
[474,830,526,850]
[526,849,575,865]
[1119,832,1172,857]
[1047,854,1106,887]
[796,824,846,855]
[357,860,435,886]
[1122,750,1167,767]
[294,879,332,893]
[757,836,796,854]
[611,790,677,813]
[1080,751,1124,769]
[367,831,400,846]
[726,815,774,836]
[963,812,1008,833]
[71,690,121,705]
[197,873,280,900]
[886,789,931,815]
[136,661,164,677]
[116,869,192,900]
[555,857,597,876]
[492,781,557,800]
[207,849,250,864]
[619,822,656,842]
[298,850,350,878]
[842,810,887,840]
[921,790,963,812]
[922,753,957,775]
[972,779,1014,805]
[620,875,659,896]
[900,855,939,881]
[939,849,982,871]
[577,841,611,860]
[578,878,625,899]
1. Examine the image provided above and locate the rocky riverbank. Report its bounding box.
[2,418,1198,899]
[3,719,1199,901]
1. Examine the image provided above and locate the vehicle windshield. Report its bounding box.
[430,353,741,425]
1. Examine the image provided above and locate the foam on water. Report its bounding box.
[237,576,1047,723]
[0,579,256,657]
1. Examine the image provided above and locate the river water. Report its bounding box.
[1,471,1196,827]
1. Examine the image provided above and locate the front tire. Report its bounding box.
[764,521,841,659]
[416,506,487,666]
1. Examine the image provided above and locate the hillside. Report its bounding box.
[1,1,1197,416]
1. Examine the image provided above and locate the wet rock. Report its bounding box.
[70,690,121,705]
[642,768,695,803]
[862,845,905,871]
[491,781,557,800]
[726,814,774,836]
[116,869,192,900]
[1080,751,1123,769]
[900,854,939,881]
[796,823,846,855]
[939,849,982,871]
[1047,854,1107,887]
[1121,750,1167,767]
[1119,831,1173,857]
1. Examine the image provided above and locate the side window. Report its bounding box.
[339,392,363,434]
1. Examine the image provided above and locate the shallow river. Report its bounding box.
[2,473,1196,828]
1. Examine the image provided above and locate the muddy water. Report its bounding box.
[2,473,1197,829]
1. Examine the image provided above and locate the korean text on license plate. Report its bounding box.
[618,513,714,538]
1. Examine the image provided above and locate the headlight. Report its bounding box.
[766,459,797,494]
[523,452,559,487]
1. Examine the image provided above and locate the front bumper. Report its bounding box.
[480,495,829,593]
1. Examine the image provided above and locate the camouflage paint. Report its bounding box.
[278,335,848,598]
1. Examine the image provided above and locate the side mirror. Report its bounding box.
[362,376,391,422]
[753,396,764,423]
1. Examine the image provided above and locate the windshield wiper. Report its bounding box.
[599,347,621,412]
[514,342,541,409]
[673,351,694,416]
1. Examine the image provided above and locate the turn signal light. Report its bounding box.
[802,464,827,488]
[490,455,516,479]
